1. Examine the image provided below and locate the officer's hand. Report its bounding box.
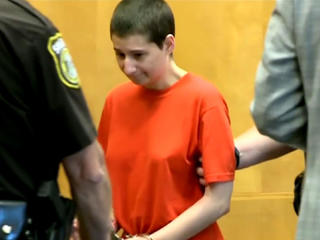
[69,218,81,240]
[196,148,239,187]
[196,157,206,186]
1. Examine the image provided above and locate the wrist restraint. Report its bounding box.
[235,147,240,168]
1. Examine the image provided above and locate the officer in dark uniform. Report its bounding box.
[0,0,112,239]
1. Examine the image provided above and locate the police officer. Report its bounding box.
[0,0,112,239]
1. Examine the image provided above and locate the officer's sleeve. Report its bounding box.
[251,0,307,150]
[27,31,97,158]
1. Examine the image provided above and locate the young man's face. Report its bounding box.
[111,34,170,90]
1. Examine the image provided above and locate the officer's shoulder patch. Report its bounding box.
[47,32,80,89]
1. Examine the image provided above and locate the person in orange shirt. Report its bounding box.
[98,0,235,239]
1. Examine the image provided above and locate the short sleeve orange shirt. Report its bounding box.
[98,73,235,240]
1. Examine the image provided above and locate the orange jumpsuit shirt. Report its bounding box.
[98,73,235,240]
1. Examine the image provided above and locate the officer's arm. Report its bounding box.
[235,126,295,169]
[63,139,112,240]
[251,0,307,149]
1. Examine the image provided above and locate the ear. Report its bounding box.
[163,34,175,55]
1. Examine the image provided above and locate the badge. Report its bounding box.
[47,33,80,88]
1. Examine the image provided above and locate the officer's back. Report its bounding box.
[0,1,112,239]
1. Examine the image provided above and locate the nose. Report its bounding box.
[122,57,136,75]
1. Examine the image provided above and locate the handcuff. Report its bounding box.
[112,232,154,240]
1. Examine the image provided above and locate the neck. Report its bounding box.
[170,61,188,81]
[145,60,187,90]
